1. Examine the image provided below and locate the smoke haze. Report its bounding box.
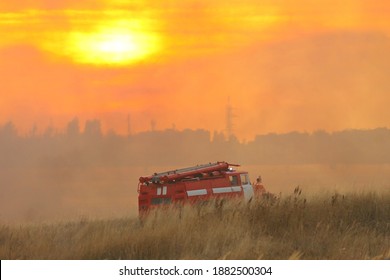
[1,1,390,223]
[1,123,390,223]
[1,2,390,139]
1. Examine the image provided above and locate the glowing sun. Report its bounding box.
[64,20,161,66]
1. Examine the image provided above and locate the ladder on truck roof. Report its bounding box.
[139,161,239,184]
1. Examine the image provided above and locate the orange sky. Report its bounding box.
[1,0,390,140]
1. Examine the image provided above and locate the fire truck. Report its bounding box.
[137,161,259,215]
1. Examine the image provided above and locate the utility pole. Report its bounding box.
[127,113,132,136]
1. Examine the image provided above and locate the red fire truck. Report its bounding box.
[137,161,256,215]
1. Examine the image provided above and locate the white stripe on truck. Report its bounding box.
[187,189,208,196]
[212,186,242,194]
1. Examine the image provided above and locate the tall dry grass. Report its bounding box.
[1,189,389,259]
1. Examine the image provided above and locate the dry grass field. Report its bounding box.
[1,189,389,260]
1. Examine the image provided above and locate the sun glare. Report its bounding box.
[64,20,161,66]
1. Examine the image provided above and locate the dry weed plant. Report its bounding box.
[1,189,389,259]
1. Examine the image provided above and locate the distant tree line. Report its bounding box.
[1,118,390,167]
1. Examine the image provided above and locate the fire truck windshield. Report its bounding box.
[240,174,249,185]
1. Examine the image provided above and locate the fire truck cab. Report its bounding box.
[137,162,254,215]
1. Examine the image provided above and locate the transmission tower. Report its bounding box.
[225,97,237,140]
